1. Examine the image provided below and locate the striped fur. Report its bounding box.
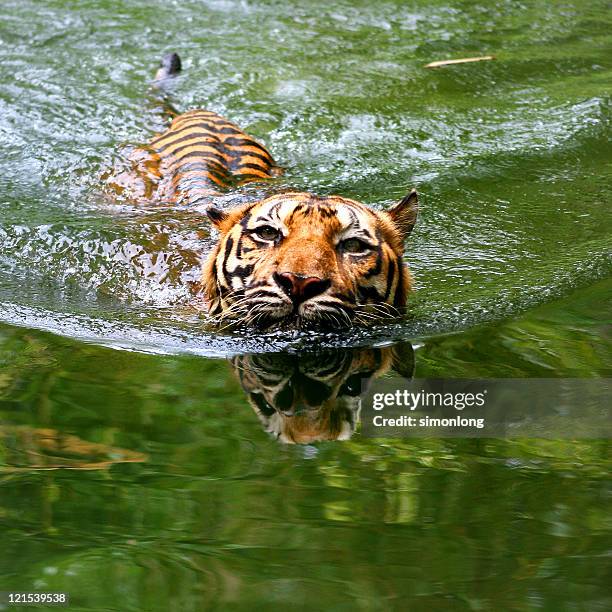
[105,109,281,204]
[204,190,418,329]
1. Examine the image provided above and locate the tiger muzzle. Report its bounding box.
[274,272,331,307]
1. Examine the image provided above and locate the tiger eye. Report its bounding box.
[254,225,280,241]
[341,238,370,254]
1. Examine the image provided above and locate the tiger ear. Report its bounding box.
[206,206,229,229]
[387,189,418,240]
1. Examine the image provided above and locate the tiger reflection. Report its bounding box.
[231,342,414,444]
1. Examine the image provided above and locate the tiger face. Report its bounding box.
[203,190,418,328]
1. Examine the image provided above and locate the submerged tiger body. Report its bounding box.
[106,53,419,329]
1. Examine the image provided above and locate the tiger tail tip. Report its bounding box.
[154,52,182,81]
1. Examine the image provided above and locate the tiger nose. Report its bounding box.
[274,272,331,305]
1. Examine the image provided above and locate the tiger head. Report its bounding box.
[232,342,415,444]
[203,191,418,328]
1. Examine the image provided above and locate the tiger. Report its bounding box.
[105,53,419,329]
[231,342,415,444]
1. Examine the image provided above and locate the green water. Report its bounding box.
[0,0,611,609]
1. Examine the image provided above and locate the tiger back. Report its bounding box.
[105,109,281,205]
